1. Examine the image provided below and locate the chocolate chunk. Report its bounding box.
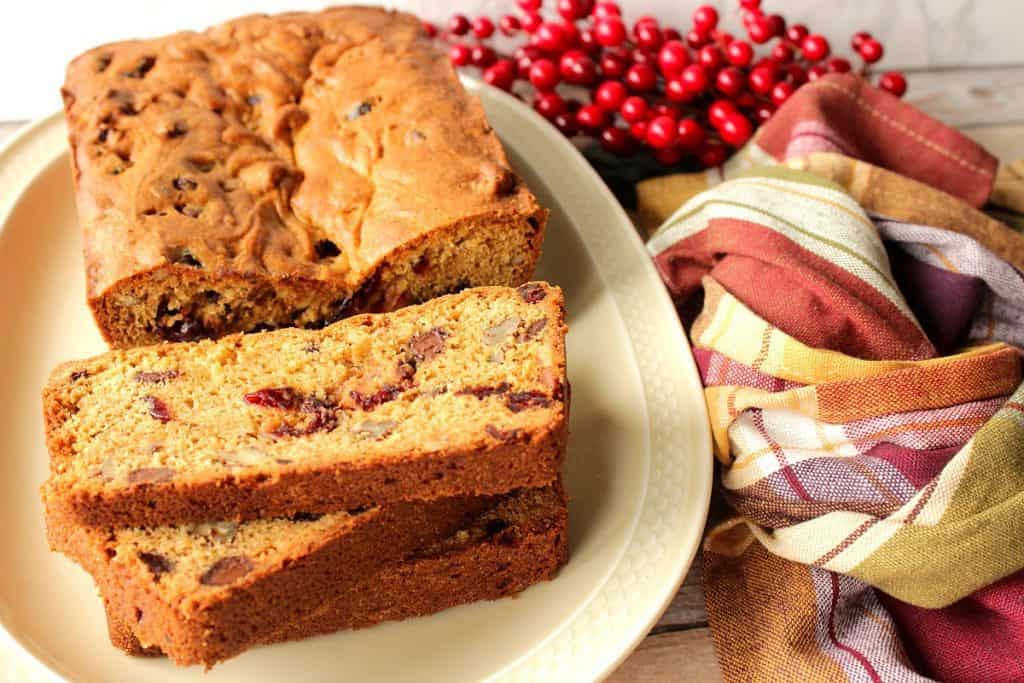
[347,100,374,120]
[516,283,547,304]
[456,383,511,400]
[407,328,447,363]
[166,121,188,138]
[171,249,202,267]
[199,555,254,586]
[95,54,112,73]
[142,396,172,422]
[96,128,109,144]
[70,370,89,382]
[127,467,175,484]
[137,552,174,580]
[134,370,181,384]
[189,158,215,173]
[172,177,198,191]
[123,56,156,79]
[485,424,523,441]
[484,518,509,536]
[314,239,340,259]
[107,89,137,116]
[506,391,552,413]
[246,94,262,106]
[174,203,202,218]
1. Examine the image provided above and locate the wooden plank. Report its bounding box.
[606,629,723,683]
[655,555,707,630]
[905,66,1024,129]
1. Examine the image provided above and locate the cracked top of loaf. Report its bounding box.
[62,6,544,346]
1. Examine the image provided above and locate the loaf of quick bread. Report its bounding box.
[61,7,547,347]
[42,284,568,528]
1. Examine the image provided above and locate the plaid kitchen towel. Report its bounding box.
[643,74,1024,683]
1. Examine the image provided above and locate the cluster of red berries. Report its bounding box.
[427,0,908,169]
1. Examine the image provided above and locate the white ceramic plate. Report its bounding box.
[0,80,712,682]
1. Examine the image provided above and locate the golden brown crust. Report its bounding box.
[101,483,568,666]
[63,6,546,347]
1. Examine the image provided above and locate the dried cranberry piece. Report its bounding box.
[506,391,552,412]
[516,283,547,303]
[272,409,338,437]
[406,328,447,363]
[137,551,174,580]
[486,424,524,441]
[134,370,180,384]
[456,383,511,400]
[350,385,403,411]
[142,395,172,422]
[244,387,304,410]
[199,555,254,586]
[516,318,548,342]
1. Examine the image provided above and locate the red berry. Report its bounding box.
[553,112,578,136]
[449,44,472,67]
[576,103,609,132]
[826,57,852,73]
[594,18,627,47]
[697,44,724,70]
[665,78,693,103]
[579,28,601,53]
[859,39,884,63]
[423,21,438,38]
[785,64,808,85]
[851,31,872,51]
[484,60,516,90]
[517,0,542,10]
[878,71,907,97]
[697,141,727,167]
[652,103,681,120]
[449,14,471,36]
[514,45,544,77]
[725,40,754,67]
[646,115,678,149]
[734,92,757,110]
[620,96,649,123]
[748,64,777,94]
[600,52,629,78]
[771,42,795,63]
[529,59,560,90]
[629,120,649,141]
[534,92,567,120]
[472,17,495,39]
[500,15,521,36]
[771,81,796,106]
[634,16,659,34]
[714,30,735,45]
[534,22,571,51]
[741,8,762,28]
[747,18,774,44]
[786,24,809,44]
[686,29,710,49]
[657,40,691,77]
[664,28,683,42]
[740,0,762,9]
[719,113,753,147]
[636,23,664,50]
[677,119,706,149]
[754,102,776,124]
[680,64,711,94]
[801,35,830,61]
[594,80,628,111]
[632,48,657,66]
[521,12,543,33]
[600,125,634,155]
[765,14,786,37]
[807,64,827,81]
[592,1,621,19]
[708,99,736,126]
[692,5,719,34]
[471,44,497,67]
[557,0,592,21]
[716,67,746,97]
[625,63,657,92]
[560,50,597,85]
[655,145,686,166]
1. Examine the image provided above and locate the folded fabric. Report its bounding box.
[645,74,1024,683]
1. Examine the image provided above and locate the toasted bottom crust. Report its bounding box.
[47,422,566,529]
[93,212,547,348]
[100,483,568,667]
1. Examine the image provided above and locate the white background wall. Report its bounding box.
[0,0,1021,120]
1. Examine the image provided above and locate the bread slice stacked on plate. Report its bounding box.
[43,7,570,669]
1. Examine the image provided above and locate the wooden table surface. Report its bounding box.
[1,63,1021,682]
